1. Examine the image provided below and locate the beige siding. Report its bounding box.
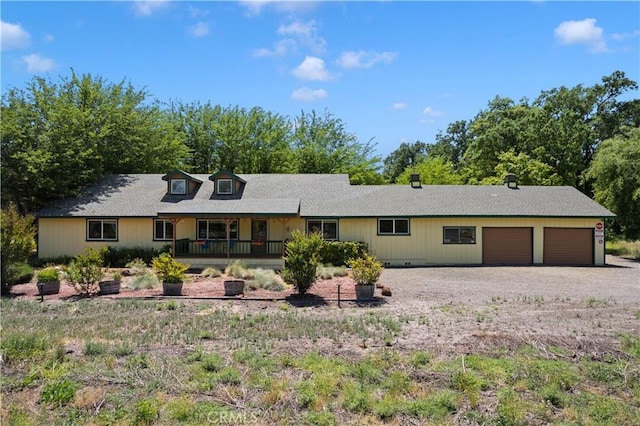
[39,216,607,266]
[38,218,170,258]
[339,217,606,266]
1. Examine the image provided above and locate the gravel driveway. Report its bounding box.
[373,256,639,355]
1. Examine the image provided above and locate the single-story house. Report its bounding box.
[36,170,615,267]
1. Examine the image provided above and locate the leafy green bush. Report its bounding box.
[30,255,74,268]
[36,266,60,282]
[40,380,77,407]
[105,245,171,268]
[1,203,36,295]
[134,398,160,425]
[282,230,323,295]
[151,253,189,283]
[64,247,106,296]
[319,241,368,266]
[349,253,383,285]
[6,262,34,285]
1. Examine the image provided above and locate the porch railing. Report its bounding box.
[174,239,284,258]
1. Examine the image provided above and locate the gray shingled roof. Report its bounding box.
[36,173,615,219]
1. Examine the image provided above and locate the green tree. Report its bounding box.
[427,120,471,167]
[396,157,463,185]
[383,141,428,183]
[1,71,189,212]
[291,110,382,182]
[281,230,324,295]
[588,127,640,239]
[480,150,564,186]
[0,203,36,295]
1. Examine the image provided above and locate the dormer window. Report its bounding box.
[217,179,233,195]
[170,179,187,195]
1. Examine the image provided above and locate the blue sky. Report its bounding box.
[2,1,639,158]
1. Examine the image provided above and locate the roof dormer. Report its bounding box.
[162,170,203,196]
[208,170,246,197]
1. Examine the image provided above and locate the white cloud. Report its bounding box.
[188,22,209,37]
[292,56,333,81]
[132,0,171,17]
[336,50,397,69]
[291,87,328,102]
[187,5,210,19]
[277,20,326,54]
[392,102,408,110]
[610,29,640,42]
[22,53,55,73]
[239,1,317,16]
[422,106,442,117]
[554,18,608,53]
[252,39,297,57]
[1,21,31,51]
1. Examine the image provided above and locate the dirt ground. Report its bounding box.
[11,256,640,356]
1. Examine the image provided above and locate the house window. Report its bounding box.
[170,179,186,195]
[87,219,117,241]
[378,219,409,235]
[443,227,476,244]
[217,179,233,195]
[154,219,174,241]
[307,220,338,240]
[197,219,238,240]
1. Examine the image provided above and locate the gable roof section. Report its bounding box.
[161,169,203,184]
[35,173,615,219]
[208,170,246,183]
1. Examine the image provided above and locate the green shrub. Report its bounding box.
[151,253,189,283]
[282,230,323,295]
[125,258,148,275]
[1,203,36,295]
[105,245,170,268]
[405,390,457,420]
[319,240,368,266]
[64,247,106,296]
[202,266,222,278]
[317,265,348,280]
[0,332,49,363]
[6,262,34,285]
[349,253,383,285]
[36,266,59,282]
[128,272,160,290]
[225,260,254,279]
[247,268,287,291]
[202,353,225,372]
[31,255,74,268]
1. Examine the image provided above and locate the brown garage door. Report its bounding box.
[544,228,593,265]
[483,227,533,265]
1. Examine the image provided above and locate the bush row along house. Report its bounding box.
[36,170,615,268]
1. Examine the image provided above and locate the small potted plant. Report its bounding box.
[349,253,383,301]
[36,266,61,295]
[99,269,122,295]
[151,253,189,296]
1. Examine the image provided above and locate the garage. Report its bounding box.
[543,228,594,265]
[483,227,533,265]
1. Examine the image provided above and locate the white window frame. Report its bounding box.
[306,219,338,240]
[378,218,410,235]
[154,219,174,241]
[87,219,118,241]
[197,219,238,240]
[217,179,233,195]
[443,226,476,244]
[170,178,187,195]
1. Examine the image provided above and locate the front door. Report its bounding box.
[251,220,267,254]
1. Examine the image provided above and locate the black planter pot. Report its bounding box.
[37,280,60,296]
[163,281,183,296]
[224,279,245,296]
[99,280,121,295]
[355,284,375,301]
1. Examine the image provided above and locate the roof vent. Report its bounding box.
[410,173,421,188]
[504,173,518,189]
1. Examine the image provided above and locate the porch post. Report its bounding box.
[224,218,235,259]
[276,217,290,257]
[169,217,181,258]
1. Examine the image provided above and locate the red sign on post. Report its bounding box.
[596,222,604,230]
